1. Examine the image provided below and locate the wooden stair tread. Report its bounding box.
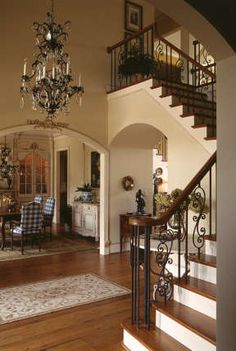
[205,234,217,241]
[170,101,216,111]
[154,301,216,345]
[180,111,216,118]
[122,319,190,351]
[174,276,216,300]
[170,92,215,104]
[188,253,216,267]
[192,123,208,129]
[204,136,217,140]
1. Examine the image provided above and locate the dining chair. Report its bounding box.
[11,202,43,254]
[42,197,55,240]
[34,195,43,204]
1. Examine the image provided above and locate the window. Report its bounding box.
[19,150,49,196]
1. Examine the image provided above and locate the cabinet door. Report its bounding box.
[73,204,83,233]
[83,210,96,236]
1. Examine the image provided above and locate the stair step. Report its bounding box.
[180,111,216,119]
[193,115,216,127]
[154,80,207,95]
[122,319,190,351]
[204,135,217,141]
[174,277,216,319]
[189,253,216,268]
[172,90,216,107]
[174,277,216,301]
[155,301,216,346]
[206,126,217,138]
[205,234,217,241]
[170,101,216,111]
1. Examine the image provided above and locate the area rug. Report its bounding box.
[0,236,97,262]
[0,273,131,324]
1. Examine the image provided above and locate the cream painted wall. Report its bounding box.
[109,146,153,252]
[0,0,154,146]
[217,55,236,351]
[108,89,210,191]
[108,88,211,252]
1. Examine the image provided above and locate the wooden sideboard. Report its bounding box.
[120,213,151,253]
[72,202,99,241]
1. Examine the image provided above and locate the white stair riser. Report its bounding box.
[174,285,216,319]
[190,261,216,284]
[123,329,148,351]
[156,311,216,351]
[205,240,217,257]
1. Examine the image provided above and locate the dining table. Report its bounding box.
[0,208,21,250]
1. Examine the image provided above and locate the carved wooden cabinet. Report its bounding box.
[73,202,99,241]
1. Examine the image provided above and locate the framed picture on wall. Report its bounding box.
[91,151,100,188]
[125,1,143,33]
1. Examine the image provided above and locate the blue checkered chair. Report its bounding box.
[34,195,43,204]
[42,197,55,239]
[10,202,43,254]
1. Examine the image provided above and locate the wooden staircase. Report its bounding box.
[155,80,216,140]
[122,235,217,351]
[148,79,216,149]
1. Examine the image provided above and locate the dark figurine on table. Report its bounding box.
[136,189,146,214]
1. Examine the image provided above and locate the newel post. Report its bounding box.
[129,216,156,328]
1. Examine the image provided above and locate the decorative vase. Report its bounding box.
[81,192,92,202]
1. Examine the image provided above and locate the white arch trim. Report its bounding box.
[0,124,110,255]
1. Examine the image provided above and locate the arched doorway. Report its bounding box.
[0,125,109,255]
[109,123,167,253]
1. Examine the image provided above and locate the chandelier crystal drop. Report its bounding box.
[20,0,84,127]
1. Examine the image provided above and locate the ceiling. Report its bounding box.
[184,0,236,52]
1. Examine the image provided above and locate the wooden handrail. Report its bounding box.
[129,151,216,227]
[107,22,216,81]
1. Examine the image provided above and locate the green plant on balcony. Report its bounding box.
[118,45,157,78]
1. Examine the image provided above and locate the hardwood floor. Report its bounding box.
[0,250,132,350]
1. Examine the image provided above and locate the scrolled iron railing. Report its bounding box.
[129,151,216,328]
[107,23,216,121]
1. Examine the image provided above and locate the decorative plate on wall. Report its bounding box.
[156,167,163,176]
[122,176,135,191]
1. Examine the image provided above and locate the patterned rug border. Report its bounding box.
[0,247,97,263]
[0,273,131,325]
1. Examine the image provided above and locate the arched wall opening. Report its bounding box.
[108,123,167,253]
[0,125,109,255]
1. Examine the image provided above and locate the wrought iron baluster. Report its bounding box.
[143,225,151,327]
[209,167,212,237]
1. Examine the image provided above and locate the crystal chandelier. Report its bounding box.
[0,138,19,189]
[20,0,84,129]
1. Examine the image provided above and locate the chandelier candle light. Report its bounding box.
[20,0,84,129]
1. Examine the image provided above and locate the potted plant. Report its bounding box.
[75,183,93,202]
[118,44,157,79]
